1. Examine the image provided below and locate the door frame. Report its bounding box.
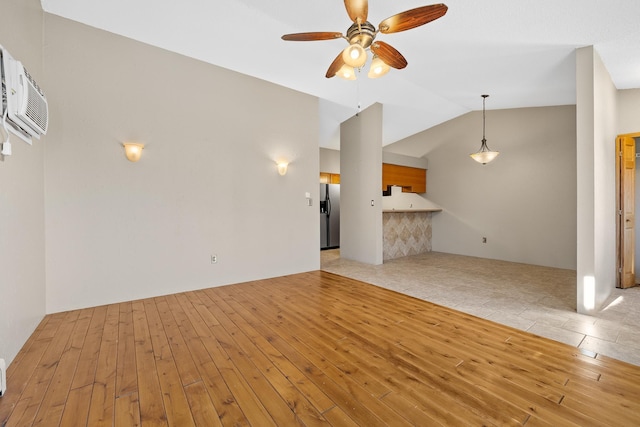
[616,132,640,288]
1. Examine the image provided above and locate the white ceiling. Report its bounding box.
[41,0,640,149]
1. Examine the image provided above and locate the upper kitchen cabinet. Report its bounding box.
[320,172,340,184]
[382,163,426,193]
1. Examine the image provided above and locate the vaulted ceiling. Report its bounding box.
[41,0,640,149]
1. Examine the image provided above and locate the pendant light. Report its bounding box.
[470,94,499,165]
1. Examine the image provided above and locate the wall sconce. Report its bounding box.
[277,161,289,176]
[123,143,144,162]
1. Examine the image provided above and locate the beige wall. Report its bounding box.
[319,147,340,174]
[385,105,577,270]
[0,0,46,365]
[42,15,320,313]
[618,89,640,134]
[576,46,618,314]
[340,104,383,264]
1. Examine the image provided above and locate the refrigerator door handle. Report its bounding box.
[326,197,331,216]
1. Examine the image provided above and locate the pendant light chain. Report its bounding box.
[482,94,487,142]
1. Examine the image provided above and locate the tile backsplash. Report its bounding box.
[383,211,432,260]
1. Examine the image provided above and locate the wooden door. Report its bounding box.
[617,136,636,288]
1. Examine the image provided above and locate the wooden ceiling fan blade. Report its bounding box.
[344,0,368,24]
[281,32,343,42]
[371,41,407,69]
[326,52,346,78]
[378,3,448,34]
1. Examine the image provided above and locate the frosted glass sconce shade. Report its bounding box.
[123,143,144,162]
[277,162,288,176]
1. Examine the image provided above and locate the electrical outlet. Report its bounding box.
[211,254,217,264]
[0,358,6,396]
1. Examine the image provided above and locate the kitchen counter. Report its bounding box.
[383,208,442,213]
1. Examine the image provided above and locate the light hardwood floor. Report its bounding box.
[2,270,640,426]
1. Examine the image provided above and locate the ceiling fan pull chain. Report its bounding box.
[356,75,362,116]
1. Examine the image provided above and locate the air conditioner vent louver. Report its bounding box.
[1,56,6,113]
[25,78,48,133]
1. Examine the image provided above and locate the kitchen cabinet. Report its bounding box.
[320,172,340,184]
[382,163,426,193]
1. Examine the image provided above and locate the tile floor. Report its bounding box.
[321,249,640,366]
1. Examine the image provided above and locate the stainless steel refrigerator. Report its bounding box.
[320,183,340,249]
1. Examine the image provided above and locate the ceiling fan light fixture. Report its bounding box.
[281,3,448,80]
[336,64,357,80]
[342,43,367,68]
[368,56,390,78]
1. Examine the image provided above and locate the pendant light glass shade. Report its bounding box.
[342,43,367,68]
[368,56,390,78]
[470,94,499,165]
[470,139,499,164]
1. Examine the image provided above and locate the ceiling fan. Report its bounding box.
[281,1,448,80]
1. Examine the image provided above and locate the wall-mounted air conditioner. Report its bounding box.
[0,45,48,144]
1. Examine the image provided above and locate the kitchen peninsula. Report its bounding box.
[382,185,441,261]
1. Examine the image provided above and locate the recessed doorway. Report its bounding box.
[616,133,640,288]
